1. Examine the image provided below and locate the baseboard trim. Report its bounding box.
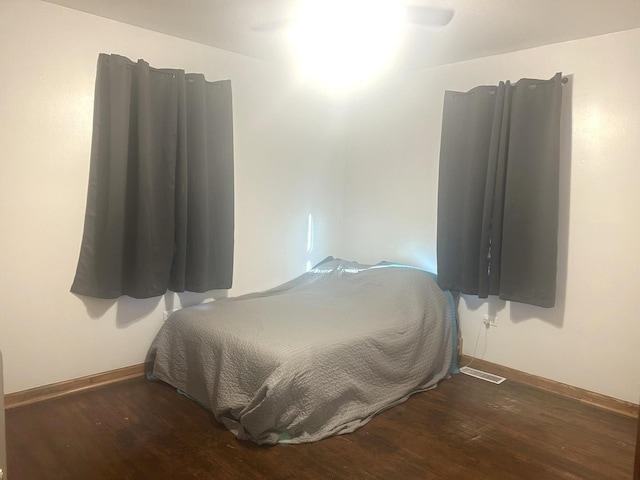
[5,363,146,409]
[459,355,638,418]
[6,358,637,418]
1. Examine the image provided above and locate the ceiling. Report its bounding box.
[43,0,640,69]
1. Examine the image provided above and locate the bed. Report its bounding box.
[147,257,459,444]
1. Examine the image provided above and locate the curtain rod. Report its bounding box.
[562,76,569,84]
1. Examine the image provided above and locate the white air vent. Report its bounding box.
[460,366,506,384]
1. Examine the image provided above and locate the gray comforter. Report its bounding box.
[147,258,456,444]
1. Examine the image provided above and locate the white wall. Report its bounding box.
[0,0,346,394]
[341,29,640,403]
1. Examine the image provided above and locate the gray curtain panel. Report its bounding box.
[437,73,563,308]
[71,54,234,299]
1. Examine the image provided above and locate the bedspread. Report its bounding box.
[147,258,456,444]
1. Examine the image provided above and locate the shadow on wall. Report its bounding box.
[73,289,229,327]
[462,295,507,318]
[162,290,229,320]
[459,75,573,329]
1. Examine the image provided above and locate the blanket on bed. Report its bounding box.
[147,258,455,444]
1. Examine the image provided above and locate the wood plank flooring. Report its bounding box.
[6,373,636,479]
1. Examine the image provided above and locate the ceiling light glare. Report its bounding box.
[290,0,405,90]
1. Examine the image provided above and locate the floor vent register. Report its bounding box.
[460,366,507,384]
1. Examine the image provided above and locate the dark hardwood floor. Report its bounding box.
[6,373,636,479]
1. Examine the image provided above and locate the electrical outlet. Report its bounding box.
[483,314,498,327]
